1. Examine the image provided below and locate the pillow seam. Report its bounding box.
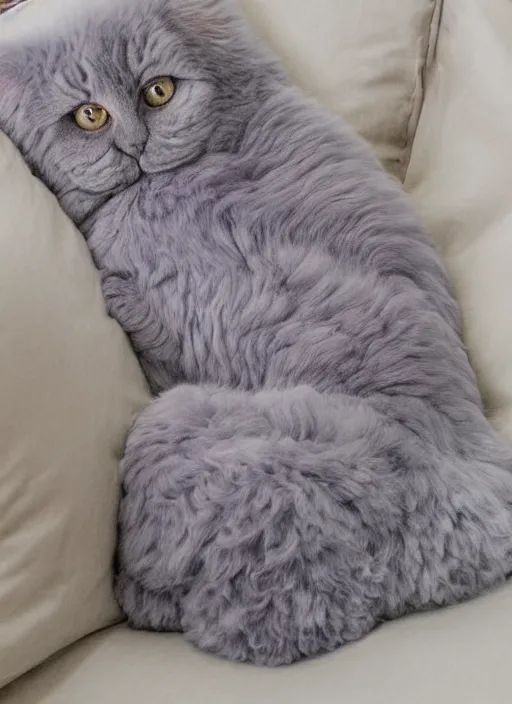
[402,0,444,179]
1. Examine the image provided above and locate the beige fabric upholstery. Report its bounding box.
[405,0,512,439]
[0,134,150,688]
[3,582,512,703]
[239,0,442,179]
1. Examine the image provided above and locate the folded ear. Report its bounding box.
[167,0,241,43]
[164,0,286,82]
[0,67,15,94]
[0,58,19,127]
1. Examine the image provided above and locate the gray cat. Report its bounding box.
[1,0,512,667]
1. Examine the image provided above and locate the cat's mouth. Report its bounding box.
[82,158,142,195]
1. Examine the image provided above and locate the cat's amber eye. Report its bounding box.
[143,77,175,108]
[74,104,110,132]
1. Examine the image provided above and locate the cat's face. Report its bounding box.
[0,0,284,223]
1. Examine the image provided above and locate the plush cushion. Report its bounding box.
[405,0,512,439]
[239,0,442,179]
[0,133,150,688]
[3,582,512,704]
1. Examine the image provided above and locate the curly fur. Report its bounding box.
[1,0,512,666]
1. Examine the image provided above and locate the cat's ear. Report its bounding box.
[0,71,16,97]
[164,0,285,81]
[0,60,20,126]
[168,0,241,45]
[0,54,18,93]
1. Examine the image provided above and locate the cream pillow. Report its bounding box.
[0,134,150,688]
[239,0,442,179]
[405,0,512,439]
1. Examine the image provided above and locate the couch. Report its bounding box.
[2,0,512,701]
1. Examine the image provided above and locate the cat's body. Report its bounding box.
[1,0,512,666]
[84,94,458,400]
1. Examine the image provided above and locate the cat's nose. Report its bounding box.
[115,125,148,160]
[116,137,146,159]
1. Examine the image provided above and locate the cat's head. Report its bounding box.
[0,0,285,223]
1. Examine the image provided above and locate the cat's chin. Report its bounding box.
[137,161,162,176]
[139,146,206,175]
[138,158,176,175]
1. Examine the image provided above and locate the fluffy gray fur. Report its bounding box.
[1,0,512,667]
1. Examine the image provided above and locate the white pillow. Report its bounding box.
[0,134,150,688]
[405,0,512,439]
[239,0,442,179]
